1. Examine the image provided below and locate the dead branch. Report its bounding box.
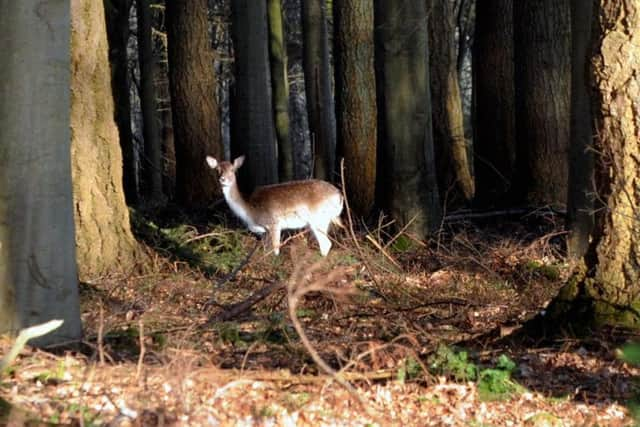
[211,280,285,322]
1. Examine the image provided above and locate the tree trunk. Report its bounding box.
[230,0,278,192]
[428,0,474,205]
[302,0,336,181]
[566,0,595,259]
[377,0,442,238]
[104,0,137,205]
[71,0,141,280]
[268,0,294,182]
[137,0,163,203]
[473,0,516,207]
[0,0,82,345]
[166,0,223,206]
[541,0,640,330]
[334,0,377,218]
[513,0,571,207]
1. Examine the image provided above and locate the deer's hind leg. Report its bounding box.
[309,219,332,256]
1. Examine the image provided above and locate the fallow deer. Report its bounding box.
[206,155,344,256]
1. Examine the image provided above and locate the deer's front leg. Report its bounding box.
[267,225,282,256]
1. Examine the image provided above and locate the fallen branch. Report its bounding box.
[211,280,285,322]
[1,319,64,371]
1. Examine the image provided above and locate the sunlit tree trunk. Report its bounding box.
[71,0,141,279]
[0,0,82,345]
[377,0,441,238]
[166,0,223,206]
[334,0,377,218]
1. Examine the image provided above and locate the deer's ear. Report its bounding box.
[206,156,218,169]
[233,155,245,169]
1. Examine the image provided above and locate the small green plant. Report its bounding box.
[618,343,640,422]
[428,345,478,381]
[476,355,524,401]
[396,356,423,383]
[524,260,561,280]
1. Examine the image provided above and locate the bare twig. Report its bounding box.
[136,318,145,382]
[211,280,285,322]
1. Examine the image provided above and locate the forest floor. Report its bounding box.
[1,207,639,426]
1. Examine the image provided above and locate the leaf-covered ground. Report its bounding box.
[1,210,639,426]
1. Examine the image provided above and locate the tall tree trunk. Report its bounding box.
[71,0,141,280]
[104,0,137,205]
[513,0,571,207]
[566,0,595,259]
[334,0,377,218]
[231,0,278,192]
[137,0,163,203]
[377,0,441,238]
[302,0,336,181]
[0,0,82,345]
[540,0,640,330]
[473,0,516,207]
[428,0,474,205]
[166,0,223,206]
[268,0,294,182]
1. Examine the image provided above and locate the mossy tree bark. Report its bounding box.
[544,0,640,330]
[0,0,82,345]
[334,0,377,218]
[513,0,571,207]
[472,0,516,207]
[166,0,223,206]
[428,0,474,205]
[71,0,141,280]
[231,0,279,192]
[302,0,337,182]
[377,0,442,238]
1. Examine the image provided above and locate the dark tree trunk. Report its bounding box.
[377,0,441,238]
[230,0,279,192]
[334,0,377,218]
[166,0,223,206]
[104,0,137,205]
[513,0,571,207]
[473,0,516,207]
[302,0,336,181]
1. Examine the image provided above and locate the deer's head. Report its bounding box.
[206,155,245,188]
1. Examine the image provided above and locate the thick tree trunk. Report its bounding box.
[334,0,377,218]
[268,0,294,182]
[513,0,571,207]
[71,0,141,280]
[302,0,336,181]
[230,0,278,192]
[137,0,163,203]
[0,0,82,345]
[428,0,474,204]
[166,0,223,206]
[377,0,442,238]
[566,0,595,259]
[472,0,516,207]
[104,0,137,205]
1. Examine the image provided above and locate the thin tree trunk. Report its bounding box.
[104,0,137,205]
[137,0,163,203]
[0,0,82,345]
[71,0,141,279]
[428,0,475,204]
[302,0,336,181]
[166,0,223,206]
[230,0,278,191]
[377,0,442,238]
[268,0,293,182]
[473,0,516,207]
[334,0,377,217]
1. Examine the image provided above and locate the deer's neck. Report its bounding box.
[222,183,266,234]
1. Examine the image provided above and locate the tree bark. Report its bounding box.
[268,0,294,182]
[166,0,223,206]
[334,0,377,218]
[428,0,474,205]
[71,0,141,280]
[302,0,337,181]
[230,0,279,192]
[513,0,571,207]
[377,0,442,238]
[0,0,82,345]
[104,0,137,205]
[472,0,516,207]
[566,0,595,259]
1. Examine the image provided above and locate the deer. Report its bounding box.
[206,155,344,256]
